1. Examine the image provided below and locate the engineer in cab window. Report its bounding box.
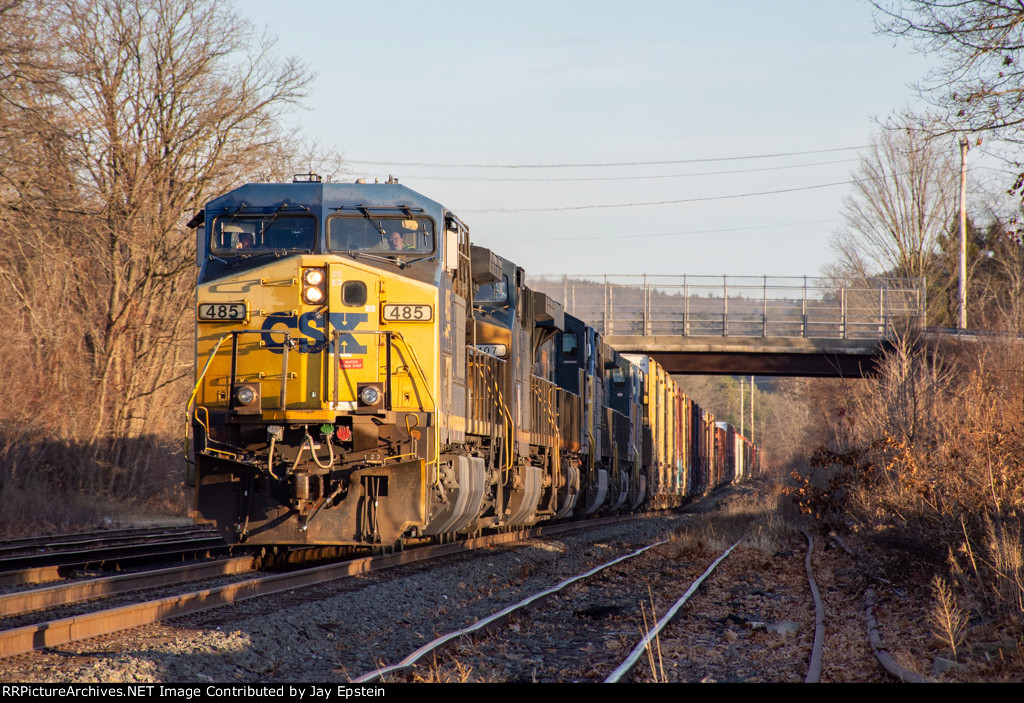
[379,220,419,251]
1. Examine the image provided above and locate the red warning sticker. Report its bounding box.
[339,358,363,369]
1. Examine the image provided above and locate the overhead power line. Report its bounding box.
[459,180,854,213]
[405,158,858,183]
[510,219,840,242]
[457,171,919,213]
[346,145,868,170]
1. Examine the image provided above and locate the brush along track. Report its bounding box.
[355,539,747,683]
[356,496,836,682]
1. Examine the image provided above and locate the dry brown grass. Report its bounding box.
[793,332,1024,670]
[0,439,188,537]
[666,481,795,558]
[930,575,968,662]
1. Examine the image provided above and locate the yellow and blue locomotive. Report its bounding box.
[186,176,757,546]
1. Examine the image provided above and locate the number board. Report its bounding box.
[382,304,433,322]
[198,302,248,322]
[475,344,508,357]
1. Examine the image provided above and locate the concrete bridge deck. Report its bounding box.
[604,335,889,376]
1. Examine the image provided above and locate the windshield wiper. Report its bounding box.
[224,250,284,268]
[348,250,399,267]
[399,253,436,267]
[357,206,388,246]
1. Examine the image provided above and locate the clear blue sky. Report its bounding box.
[242,1,939,277]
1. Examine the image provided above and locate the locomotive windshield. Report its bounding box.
[328,216,434,255]
[210,214,317,255]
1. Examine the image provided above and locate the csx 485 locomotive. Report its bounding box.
[187,176,757,546]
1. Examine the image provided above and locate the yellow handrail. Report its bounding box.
[184,332,232,466]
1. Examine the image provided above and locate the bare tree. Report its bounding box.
[0,0,315,507]
[833,121,958,282]
[829,121,965,325]
[874,1,1024,143]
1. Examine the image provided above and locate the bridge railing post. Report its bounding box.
[643,274,649,336]
[802,276,807,338]
[879,284,884,337]
[683,275,689,336]
[598,274,606,337]
[762,275,767,337]
[885,284,890,338]
[841,286,847,339]
[920,276,927,328]
[723,275,728,337]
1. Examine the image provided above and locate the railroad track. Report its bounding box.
[352,537,751,682]
[353,520,828,682]
[0,526,233,586]
[0,513,647,660]
[0,487,933,682]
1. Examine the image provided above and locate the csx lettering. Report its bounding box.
[260,312,368,354]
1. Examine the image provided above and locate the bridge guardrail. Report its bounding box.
[528,274,926,340]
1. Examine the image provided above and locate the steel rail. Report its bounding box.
[0,526,211,555]
[801,528,826,683]
[0,515,640,659]
[865,588,927,683]
[0,538,231,583]
[604,539,741,683]
[0,556,256,618]
[353,538,669,683]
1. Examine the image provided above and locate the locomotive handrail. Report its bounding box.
[326,327,439,474]
[328,329,436,415]
[481,366,514,479]
[387,331,439,471]
[187,329,290,418]
[186,329,294,471]
[186,332,232,420]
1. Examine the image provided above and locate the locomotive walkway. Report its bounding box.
[529,275,926,377]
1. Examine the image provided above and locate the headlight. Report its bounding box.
[302,267,327,304]
[230,383,260,414]
[234,386,256,406]
[359,386,381,406]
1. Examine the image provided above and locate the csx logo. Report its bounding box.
[261,311,368,354]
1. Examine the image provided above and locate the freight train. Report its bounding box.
[186,176,758,546]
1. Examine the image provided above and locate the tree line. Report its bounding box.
[0,0,325,527]
[801,3,1024,660]
[833,2,1024,331]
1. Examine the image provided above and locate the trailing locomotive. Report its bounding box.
[186,176,758,546]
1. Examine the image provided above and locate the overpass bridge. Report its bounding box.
[528,275,926,377]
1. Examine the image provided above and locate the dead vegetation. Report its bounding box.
[0,0,332,532]
[790,331,1024,678]
[665,482,795,559]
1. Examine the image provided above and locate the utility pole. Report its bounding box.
[739,377,745,436]
[750,375,755,442]
[959,137,969,331]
